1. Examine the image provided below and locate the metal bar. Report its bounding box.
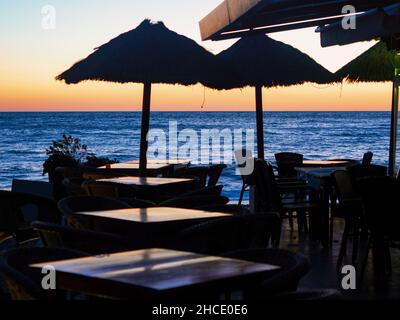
[200,0,398,41]
[139,82,152,177]
[389,69,399,176]
[211,15,342,41]
[255,85,265,159]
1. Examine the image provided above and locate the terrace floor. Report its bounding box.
[1,219,400,300]
[281,219,400,300]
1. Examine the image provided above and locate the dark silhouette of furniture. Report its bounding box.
[198,204,252,215]
[57,196,148,229]
[253,160,320,243]
[234,149,255,205]
[159,195,229,209]
[331,170,364,270]
[0,191,61,245]
[358,177,400,281]
[32,221,140,255]
[361,151,374,165]
[169,213,281,255]
[275,152,304,179]
[222,248,309,298]
[0,247,86,300]
[170,164,227,189]
[347,164,387,180]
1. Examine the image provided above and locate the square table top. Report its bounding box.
[98,176,194,187]
[74,207,229,224]
[302,160,354,167]
[32,248,279,293]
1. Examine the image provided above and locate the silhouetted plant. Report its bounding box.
[43,135,91,176]
[43,135,118,176]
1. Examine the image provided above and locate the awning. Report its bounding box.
[318,3,400,47]
[200,0,399,41]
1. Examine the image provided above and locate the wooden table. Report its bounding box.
[101,163,171,170]
[74,207,229,225]
[296,166,348,247]
[73,207,230,241]
[127,159,190,166]
[99,162,175,177]
[98,176,194,188]
[301,160,357,168]
[32,248,280,299]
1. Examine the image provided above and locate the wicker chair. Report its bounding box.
[169,213,281,255]
[0,191,61,245]
[32,221,140,255]
[0,247,86,300]
[159,195,229,209]
[222,248,310,298]
[58,196,133,229]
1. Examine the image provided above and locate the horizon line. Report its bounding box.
[0,108,392,113]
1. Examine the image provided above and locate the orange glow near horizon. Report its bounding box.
[0,79,394,112]
[0,1,395,112]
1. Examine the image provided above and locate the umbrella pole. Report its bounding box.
[139,82,152,177]
[255,85,265,159]
[389,69,399,176]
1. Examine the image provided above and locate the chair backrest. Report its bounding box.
[331,170,357,202]
[32,221,137,255]
[198,204,252,215]
[357,177,400,238]
[0,247,86,300]
[207,164,227,187]
[0,191,60,236]
[275,153,304,178]
[362,152,374,165]
[347,164,387,180]
[58,196,132,229]
[12,180,53,200]
[160,195,229,209]
[171,214,280,255]
[222,248,309,295]
[180,185,224,198]
[81,180,146,199]
[253,159,283,213]
[172,164,226,188]
[82,171,128,181]
[234,149,255,184]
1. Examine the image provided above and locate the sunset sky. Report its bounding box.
[0,0,394,111]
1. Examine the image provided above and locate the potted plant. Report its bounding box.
[43,135,90,183]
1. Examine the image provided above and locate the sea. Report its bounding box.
[0,112,398,201]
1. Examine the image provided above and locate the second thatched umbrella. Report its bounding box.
[218,35,333,158]
[57,19,234,174]
[336,41,400,175]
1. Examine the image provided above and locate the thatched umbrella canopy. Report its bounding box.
[335,41,400,175]
[57,19,235,174]
[218,34,333,158]
[336,42,400,82]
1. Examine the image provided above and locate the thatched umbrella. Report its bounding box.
[57,19,234,174]
[218,34,333,158]
[336,41,400,175]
